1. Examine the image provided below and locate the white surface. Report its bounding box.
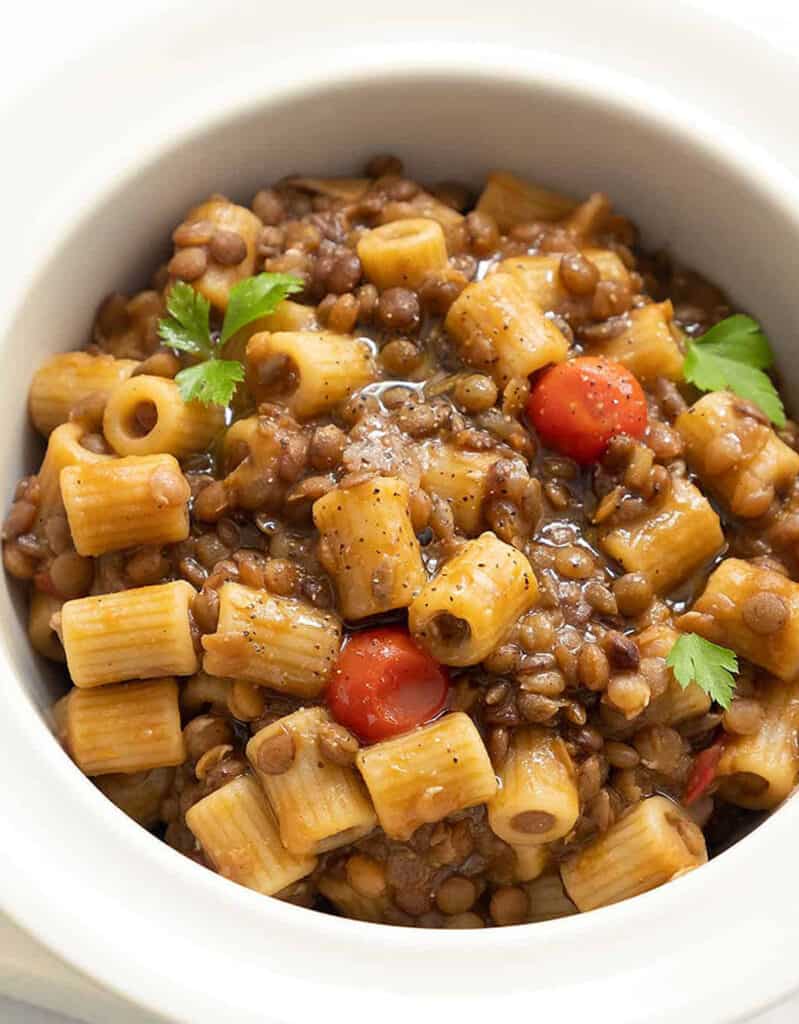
[1,1,799,1022]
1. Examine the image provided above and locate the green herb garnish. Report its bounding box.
[683,314,785,427]
[666,632,738,710]
[158,273,303,407]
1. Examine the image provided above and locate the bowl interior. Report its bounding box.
[3,63,799,1024]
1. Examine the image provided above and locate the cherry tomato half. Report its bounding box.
[526,356,648,464]
[327,626,450,743]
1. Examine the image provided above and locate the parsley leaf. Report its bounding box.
[157,281,214,358]
[221,272,304,344]
[683,314,786,427]
[666,632,738,710]
[174,359,245,407]
[157,272,303,408]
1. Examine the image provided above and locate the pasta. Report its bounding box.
[103,375,224,458]
[498,249,630,312]
[317,874,389,923]
[29,351,136,436]
[186,774,317,896]
[488,727,579,846]
[173,197,263,311]
[409,532,538,665]
[421,443,502,535]
[245,330,376,419]
[560,796,707,911]
[202,582,341,698]
[36,421,115,516]
[676,390,799,517]
[588,301,685,382]
[61,453,190,555]
[445,272,569,387]
[356,712,497,840]
[678,558,799,680]
[599,475,724,594]
[524,872,578,923]
[716,676,799,810]
[476,170,577,229]
[247,707,376,855]
[357,218,448,290]
[67,678,185,775]
[313,476,426,620]
[62,580,198,687]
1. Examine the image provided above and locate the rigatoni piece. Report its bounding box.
[247,707,375,855]
[202,582,341,698]
[62,580,198,687]
[313,476,426,620]
[377,193,466,253]
[175,198,262,311]
[29,351,136,436]
[186,774,317,896]
[445,273,569,387]
[50,693,71,748]
[637,624,711,726]
[599,475,724,594]
[409,532,538,666]
[525,872,578,922]
[61,454,190,556]
[95,767,175,828]
[220,413,286,511]
[421,444,502,535]
[488,728,579,846]
[357,218,448,290]
[36,421,115,516]
[317,874,389,923]
[245,330,375,419]
[356,712,497,840]
[498,249,630,312]
[677,558,799,680]
[67,678,185,775]
[676,391,799,517]
[717,676,799,810]
[511,845,550,884]
[28,591,65,663]
[103,375,224,459]
[256,300,318,334]
[476,170,576,230]
[588,301,684,383]
[561,796,707,911]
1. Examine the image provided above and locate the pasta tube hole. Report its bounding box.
[126,400,159,439]
[249,352,299,402]
[719,771,769,802]
[427,612,471,652]
[510,810,556,835]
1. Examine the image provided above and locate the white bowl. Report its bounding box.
[2,4,799,1023]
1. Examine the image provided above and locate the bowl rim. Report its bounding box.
[2,8,799,1024]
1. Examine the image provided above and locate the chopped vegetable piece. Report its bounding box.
[683,314,785,427]
[158,273,303,407]
[666,633,738,710]
[526,356,647,464]
[683,739,725,806]
[327,627,450,743]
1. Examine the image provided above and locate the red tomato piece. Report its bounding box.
[327,626,450,743]
[526,356,648,464]
[683,739,725,806]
